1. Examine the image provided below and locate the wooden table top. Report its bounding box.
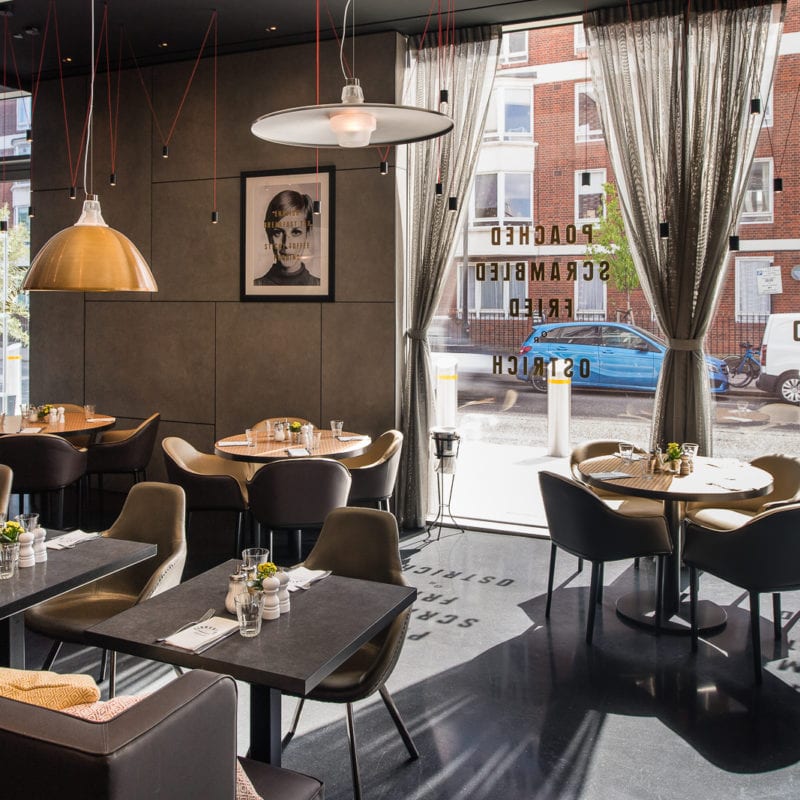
[577,454,773,503]
[0,411,116,437]
[215,428,370,462]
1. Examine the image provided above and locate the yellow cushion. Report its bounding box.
[0,668,100,709]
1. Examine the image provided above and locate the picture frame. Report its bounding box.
[240,166,335,301]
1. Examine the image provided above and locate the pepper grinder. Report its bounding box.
[277,568,290,614]
[33,526,47,563]
[18,531,35,568]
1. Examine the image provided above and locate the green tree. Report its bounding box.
[586,182,639,323]
[0,204,30,348]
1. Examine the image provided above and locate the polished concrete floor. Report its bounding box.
[25,525,800,800]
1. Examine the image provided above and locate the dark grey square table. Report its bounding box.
[0,534,157,668]
[86,559,417,766]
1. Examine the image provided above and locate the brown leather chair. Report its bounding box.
[26,482,187,697]
[0,670,323,799]
[685,454,800,530]
[246,457,351,561]
[162,436,256,556]
[340,429,403,511]
[85,412,160,488]
[685,504,800,684]
[539,471,672,643]
[0,433,87,528]
[283,507,418,799]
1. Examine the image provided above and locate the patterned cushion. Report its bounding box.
[62,695,263,800]
[0,668,100,709]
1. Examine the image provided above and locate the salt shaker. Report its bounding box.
[33,527,47,563]
[18,531,35,568]
[277,569,290,614]
[225,572,247,615]
[57,406,66,422]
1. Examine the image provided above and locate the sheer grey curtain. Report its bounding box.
[397,26,500,529]
[585,0,784,453]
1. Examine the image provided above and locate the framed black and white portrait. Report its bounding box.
[240,166,334,301]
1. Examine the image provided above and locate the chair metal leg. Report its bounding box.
[295,529,302,562]
[173,665,184,677]
[655,555,664,633]
[773,592,782,641]
[56,488,65,530]
[749,592,763,685]
[577,556,584,573]
[689,566,699,651]
[42,640,62,671]
[99,648,109,682]
[596,562,604,605]
[379,684,419,759]
[586,562,599,645]
[545,543,557,619]
[282,697,306,749]
[108,651,118,698]
[345,702,362,800]
[634,557,640,570]
[235,512,245,558]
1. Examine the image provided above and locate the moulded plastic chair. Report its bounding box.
[685,454,800,530]
[0,434,87,528]
[538,471,672,644]
[684,504,800,684]
[246,458,351,561]
[25,482,187,697]
[162,436,257,556]
[282,507,418,800]
[340,429,403,511]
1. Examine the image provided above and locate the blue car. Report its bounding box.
[516,321,729,393]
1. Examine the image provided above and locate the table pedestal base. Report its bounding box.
[616,590,727,634]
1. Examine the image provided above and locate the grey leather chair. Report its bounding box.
[26,482,187,697]
[685,503,800,684]
[162,436,256,557]
[340,429,403,511]
[283,507,418,800]
[0,670,323,800]
[0,433,87,528]
[246,457,351,561]
[685,454,800,530]
[539,471,673,643]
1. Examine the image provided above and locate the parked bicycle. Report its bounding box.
[723,341,761,388]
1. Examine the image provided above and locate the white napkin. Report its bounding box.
[86,417,115,423]
[218,441,249,447]
[163,616,239,652]
[20,426,43,434]
[46,530,101,550]
[287,567,332,592]
[588,471,632,480]
[337,435,364,442]
[287,447,310,457]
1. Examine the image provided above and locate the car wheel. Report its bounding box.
[778,372,800,405]
[530,371,548,393]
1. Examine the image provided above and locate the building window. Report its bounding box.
[458,263,527,316]
[739,158,773,224]
[574,169,606,225]
[472,172,532,227]
[575,82,603,142]
[574,24,587,55]
[484,84,532,142]
[16,97,31,132]
[499,30,528,64]
[575,269,606,318]
[735,258,772,322]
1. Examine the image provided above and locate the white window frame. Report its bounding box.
[734,257,772,322]
[471,171,533,228]
[458,262,528,317]
[739,157,773,224]
[574,169,606,225]
[484,82,533,143]
[15,97,30,132]
[575,81,603,142]
[499,30,528,64]
[574,23,587,55]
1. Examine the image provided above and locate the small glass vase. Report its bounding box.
[0,541,19,579]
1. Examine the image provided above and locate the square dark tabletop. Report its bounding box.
[86,560,417,696]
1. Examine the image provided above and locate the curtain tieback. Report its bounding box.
[667,338,702,351]
[406,329,427,341]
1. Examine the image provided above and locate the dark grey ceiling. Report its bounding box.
[2,0,639,86]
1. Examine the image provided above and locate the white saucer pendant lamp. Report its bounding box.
[23,196,157,292]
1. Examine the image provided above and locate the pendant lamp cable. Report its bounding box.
[83,0,96,200]
[339,0,352,81]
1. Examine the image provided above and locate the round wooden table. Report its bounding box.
[577,454,773,633]
[215,429,370,462]
[0,411,116,438]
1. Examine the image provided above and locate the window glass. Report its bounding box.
[739,158,773,224]
[575,169,606,224]
[575,82,603,142]
[735,258,772,321]
[504,173,532,220]
[473,173,498,223]
[500,30,528,63]
[576,270,606,316]
[504,87,531,137]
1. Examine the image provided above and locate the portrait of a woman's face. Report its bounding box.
[241,167,334,301]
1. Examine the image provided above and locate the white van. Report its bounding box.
[756,313,800,404]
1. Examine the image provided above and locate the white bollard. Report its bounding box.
[435,358,458,429]
[547,358,571,457]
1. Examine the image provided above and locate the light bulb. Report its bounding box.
[329,110,377,148]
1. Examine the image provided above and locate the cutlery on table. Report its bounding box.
[155,607,215,642]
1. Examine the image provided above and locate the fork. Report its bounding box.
[155,608,215,642]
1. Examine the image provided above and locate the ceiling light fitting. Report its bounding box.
[23,0,157,293]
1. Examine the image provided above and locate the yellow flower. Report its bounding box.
[0,520,23,543]
[289,421,303,432]
[666,442,682,461]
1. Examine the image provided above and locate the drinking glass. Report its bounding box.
[241,547,270,580]
[263,420,273,440]
[681,443,699,465]
[0,542,19,579]
[16,513,39,532]
[312,432,323,452]
[235,592,264,637]
[618,442,634,461]
[84,404,96,419]
[330,420,344,437]
[245,428,257,447]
